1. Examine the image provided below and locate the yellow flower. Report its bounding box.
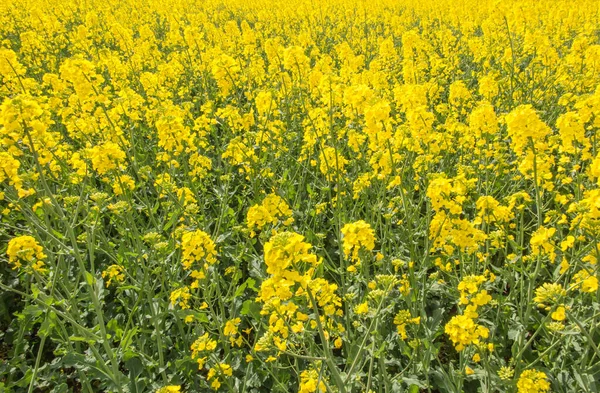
[247,194,293,233]
[516,369,550,393]
[534,283,566,308]
[394,310,420,340]
[551,305,566,321]
[88,142,126,175]
[318,146,348,182]
[444,315,489,352]
[184,315,194,324]
[530,227,556,257]
[0,152,23,191]
[354,302,369,315]
[180,229,217,270]
[299,368,327,393]
[498,366,514,380]
[341,220,376,262]
[572,270,598,293]
[224,318,241,336]
[207,363,232,390]
[6,235,46,271]
[156,386,181,393]
[190,333,217,368]
[334,337,342,348]
[102,265,125,287]
[170,287,191,309]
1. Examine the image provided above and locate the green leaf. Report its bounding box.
[39,311,57,338]
[234,278,257,298]
[241,300,261,319]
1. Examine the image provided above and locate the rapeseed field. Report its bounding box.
[1,0,599,392]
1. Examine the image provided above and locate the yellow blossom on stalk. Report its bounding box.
[112,174,135,196]
[341,220,376,262]
[102,265,125,287]
[530,227,556,258]
[571,270,598,293]
[188,153,212,181]
[444,315,489,351]
[355,301,369,315]
[475,196,512,224]
[6,235,46,271]
[458,275,486,296]
[393,310,421,340]
[88,142,126,175]
[156,386,181,393]
[551,305,566,321]
[534,283,566,309]
[498,366,515,380]
[262,231,319,278]
[180,229,217,270]
[318,146,347,182]
[190,333,217,370]
[505,105,551,156]
[155,108,194,157]
[0,152,23,191]
[224,317,243,346]
[299,368,327,393]
[255,91,276,116]
[207,363,233,390]
[212,54,240,95]
[560,236,575,251]
[247,194,293,234]
[256,230,342,357]
[516,369,550,393]
[170,286,191,309]
[478,74,499,100]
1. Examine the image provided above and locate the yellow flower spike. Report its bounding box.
[156,386,181,393]
[517,369,550,393]
[7,235,47,272]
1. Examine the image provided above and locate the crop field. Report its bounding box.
[0,0,599,392]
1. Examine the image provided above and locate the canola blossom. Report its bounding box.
[1,0,599,392]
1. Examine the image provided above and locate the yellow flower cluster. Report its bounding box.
[180,229,217,287]
[341,220,376,270]
[207,363,233,390]
[445,276,491,352]
[517,369,550,393]
[223,317,243,347]
[256,231,343,361]
[393,310,421,340]
[427,175,487,256]
[190,332,218,370]
[299,367,327,393]
[102,265,125,287]
[169,286,191,309]
[247,193,293,235]
[6,235,46,272]
[444,314,490,352]
[156,386,181,393]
